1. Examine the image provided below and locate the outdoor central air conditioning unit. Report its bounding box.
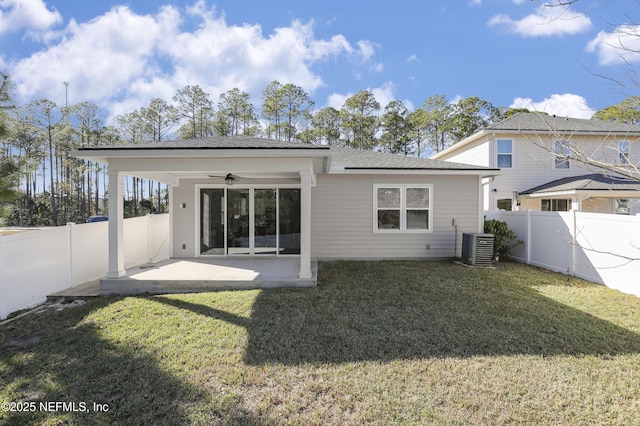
[461,233,495,266]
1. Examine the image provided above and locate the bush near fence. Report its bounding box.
[485,210,640,296]
[0,214,169,320]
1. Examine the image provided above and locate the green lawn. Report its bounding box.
[1,261,640,425]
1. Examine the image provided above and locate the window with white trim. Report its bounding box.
[618,141,629,165]
[541,199,570,212]
[374,185,432,232]
[554,140,570,169]
[496,139,513,168]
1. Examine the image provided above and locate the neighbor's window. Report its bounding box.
[541,199,570,212]
[618,141,630,165]
[615,199,630,215]
[554,140,570,169]
[497,199,512,211]
[496,139,513,168]
[375,185,432,232]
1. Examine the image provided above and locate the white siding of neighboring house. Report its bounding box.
[438,133,640,213]
[439,139,490,167]
[311,174,481,260]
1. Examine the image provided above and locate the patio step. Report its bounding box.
[99,276,316,295]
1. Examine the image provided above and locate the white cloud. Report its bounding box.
[356,40,376,61]
[9,3,373,123]
[0,0,61,34]
[488,5,591,37]
[325,82,414,112]
[469,0,482,6]
[12,5,181,106]
[406,54,418,62]
[510,93,595,119]
[370,62,384,72]
[587,25,640,66]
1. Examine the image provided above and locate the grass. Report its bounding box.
[1,260,640,425]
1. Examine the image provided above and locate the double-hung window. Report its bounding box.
[496,139,513,168]
[618,141,630,165]
[541,199,570,212]
[554,140,570,169]
[374,185,432,232]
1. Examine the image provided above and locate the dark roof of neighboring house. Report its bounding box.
[521,173,640,195]
[488,112,640,134]
[76,136,497,172]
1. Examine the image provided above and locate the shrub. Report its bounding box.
[484,219,523,259]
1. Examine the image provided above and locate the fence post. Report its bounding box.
[149,214,154,263]
[526,209,531,265]
[571,210,577,276]
[67,222,75,287]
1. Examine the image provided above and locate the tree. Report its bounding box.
[0,73,20,204]
[215,88,260,136]
[592,96,640,125]
[448,96,503,143]
[173,85,213,139]
[23,99,70,225]
[141,98,179,142]
[262,81,285,140]
[311,107,341,145]
[412,94,453,154]
[280,84,314,142]
[340,90,380,150]
[380,100,413,155]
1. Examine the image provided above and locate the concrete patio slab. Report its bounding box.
[100,257,318,295]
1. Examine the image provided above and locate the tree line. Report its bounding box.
[1,73,638,228]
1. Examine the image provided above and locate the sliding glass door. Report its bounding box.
[254,189,277,255]
[199,187,300,256]
[227,189,250,254]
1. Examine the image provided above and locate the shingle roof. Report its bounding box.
[80,136,329,150]
[521,173,640,195]
[330,146,492,170]
[77,136,496,172]
[488,112,640,134]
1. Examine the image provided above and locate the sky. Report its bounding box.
[1,0,639,125]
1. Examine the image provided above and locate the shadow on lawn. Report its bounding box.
[0,298,202,425]
[241,261,640,365]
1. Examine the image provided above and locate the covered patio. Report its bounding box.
[99,257,318,295]
[73,137,329,294]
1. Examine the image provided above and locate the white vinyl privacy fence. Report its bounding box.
[485,210,640,297]
[0,214,169,319]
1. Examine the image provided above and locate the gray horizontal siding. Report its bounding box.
[311,174,481,259]
[171,175,482,260]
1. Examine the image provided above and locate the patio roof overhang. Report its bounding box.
[73,142,325,282]
[74,147,330,187]
[521,189,640,199]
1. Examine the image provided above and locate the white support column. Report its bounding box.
[107,170,126,278]
[299,170,312,279]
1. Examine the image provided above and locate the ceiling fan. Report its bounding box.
[208,173,241,185]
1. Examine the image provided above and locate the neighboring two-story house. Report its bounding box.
[431,112,640,214]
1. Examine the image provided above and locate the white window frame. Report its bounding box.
[194,184,301,257]
[496,139,513,169]
[618,141,630,165]
[541,198,571,212]
[553,140,571,169]
[373,184,433,233]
